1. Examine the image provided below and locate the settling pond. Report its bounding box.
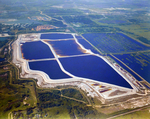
[46,40,86,56]
[21,41,54,60]
[59,55,132,88]
[112,53,150,83]
[82,33,150,54]
[29,60,71,79]
[20,33,139,89]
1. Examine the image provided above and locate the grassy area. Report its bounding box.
[44,106,70,119]
[96,22,150,45]
[0,70,37,118]
[114,107,150,119]
[61,88,88,102]
[0,40,38,118]
[115,24,150,45]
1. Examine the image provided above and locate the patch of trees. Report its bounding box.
[61,88,83,100]
[88,15,104,19]
[15,79,34,85]
[137,36,150,44]
[0,71,10,86]
[52,16,63,20]
[38,92,61,102]
[4,105,12,112]
[27,107,34,115]
[37,91,101,118]
[0,23,4,34]
[128,19,142,24]
[0,10,40,19]
[44,19,67,27]
[44,8,82,15]
[75,26,116,33]
[74,105,96,117]
[0,37,13,48]
[63,15,98,27]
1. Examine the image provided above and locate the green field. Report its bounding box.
[114,107,150,119]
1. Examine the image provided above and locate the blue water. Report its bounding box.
[108,55,142,81]
[114,53,150,83]
[40,33,73,40]
[143,84,150,89]
[47,40,86,56]
[77,38,100,54]
[0,37,9,41]
[29,60,71,79]
[60,55,132,89]
[118,33,148,48]
[21,41,54,60]
[75,35,82,39]
[0,58,5,62]
[82,33,149,53]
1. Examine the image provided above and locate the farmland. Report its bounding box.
[63,15,98,27]
[112,52,150,83]
[108,54,143,82]
[82,33,150,54]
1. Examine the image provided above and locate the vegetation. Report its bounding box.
[63,15,98,27]
[82,33,149,54]
[0,36,14,49]
[88,15,104,19]
[43,19,67,27]
[43,8,82,16]
[114,107,150,119]
[61,88,86,101]
[137,36,150,44]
